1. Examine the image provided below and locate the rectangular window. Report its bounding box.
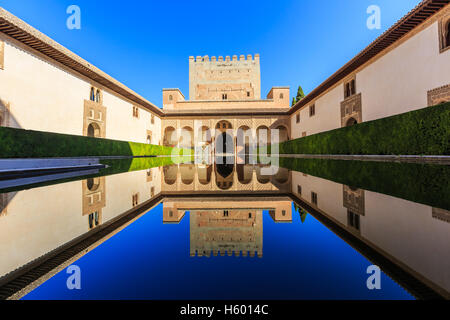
[151,114,155,124]
[132,193,139,207]
[344,78,356,99]
[247,92,250,97]
[309,104,315,117]
[98,111,102,121]
[297,185,302,195]
[133,106,139,118]
[311,192,318,205]
[347,211,360,231]
[296,113,300,123]
[222,93,228,100]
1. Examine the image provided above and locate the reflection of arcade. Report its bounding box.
[290,171,450,300]
[162,197,292,258]
[162,164,291,192]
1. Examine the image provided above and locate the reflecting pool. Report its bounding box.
[0,157,449,300]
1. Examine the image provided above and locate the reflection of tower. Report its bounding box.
[343,185,365,232]
[190,210,263,258]
[268,201,292,223]
[163,203,186,224]
[82,177,106,229]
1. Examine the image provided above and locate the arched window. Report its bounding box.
[95,89,101,103]
[90,87,95,101]
[279,93,284,99]
[169,95,173,101]
[147,135,152,144]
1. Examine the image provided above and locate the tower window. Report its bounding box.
[297,185,302,195]
[169,95,173,101]
[296,113,300,123]
[222,93,228,100]
[279,93,284,99]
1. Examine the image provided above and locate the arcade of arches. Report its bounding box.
[161,118,290,157]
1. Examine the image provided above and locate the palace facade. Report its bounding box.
[0,0,449,154]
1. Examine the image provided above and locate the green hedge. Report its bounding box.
[279,157,450,210]
[0,126,192,158]
[279,103,450,155]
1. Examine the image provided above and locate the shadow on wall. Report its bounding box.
[0,99,22,129]
[0,192,18,216]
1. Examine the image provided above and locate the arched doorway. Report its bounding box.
[87,122,101,138]
[164,166,177,185]
[163,127,177,147]
[275,125,289,143]
[198,165,212,184]
[237,164,252,184]
[236,126,252,164]
[215,163,234,190]
[179,126,194,149]
[215,121,234,165]
[180,164,195,184]
[256,126,270,148]
[346,117,358,127]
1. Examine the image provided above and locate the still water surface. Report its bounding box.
[0,157,448,300]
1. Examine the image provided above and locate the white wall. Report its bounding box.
[291,85,342,139]
[0,168,162,279]
[0,34,162,144]
[290,19,450,140]
[359,21,450,122]
[290,171,450,293]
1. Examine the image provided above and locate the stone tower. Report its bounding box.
[189,54,261,101]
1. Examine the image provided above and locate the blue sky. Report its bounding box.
[0,0,420,107]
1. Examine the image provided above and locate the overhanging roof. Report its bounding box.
[0,7,164,116]
[289,0,449,115]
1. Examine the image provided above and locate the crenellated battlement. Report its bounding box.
[189,54,261,100]
[189,54,260,63]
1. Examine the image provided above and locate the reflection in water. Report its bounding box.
[0,158,449,300]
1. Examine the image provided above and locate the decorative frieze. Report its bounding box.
[343,185,365,216]
[427,84,450,106]
[340,93,362,127]
[83,99,106,138]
